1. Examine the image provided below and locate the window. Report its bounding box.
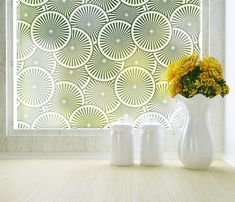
[4,0,225,156]
[11,0,201,132]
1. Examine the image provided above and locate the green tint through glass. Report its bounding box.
[15,0,201,129]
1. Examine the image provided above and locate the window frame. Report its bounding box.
[1,0,225,152]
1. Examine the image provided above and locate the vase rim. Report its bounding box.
[174,94,222,105]
[175,94,222,100]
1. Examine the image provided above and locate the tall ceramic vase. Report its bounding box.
[175,94,220,169]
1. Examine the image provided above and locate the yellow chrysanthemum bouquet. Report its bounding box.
[166,54,230,98]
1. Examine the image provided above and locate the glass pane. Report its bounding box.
[14,0,201,129]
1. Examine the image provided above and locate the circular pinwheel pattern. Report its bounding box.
[98,20,137,61]
[153,65,167,82]
[17,67,54,107]
[17,21,36,61]
[146,0,184,17]
[154,28,193,67]
[194,43,200,55]
[84,80,120,114]
[85,45,124,81]
[170,107,187,130]
[134,112,171,128]
[185,0,200,5]
[115,66,155,107]
[146,82,179,118]
[31,11,71,52]
[45,0,83,17]
[24,48,56,74]
[132,11,172,52]
[69,105,109,128]
[53,65,90,89]
[20,0,49,6]
[17,121,31,129]
[17,61,24,73]
[170,4,200,43]
[17,104,44,124]
[16,0,20,7]
[47,81,84,118]
[70,4,109,43]
[32,112,70,129]
[54,28,92,68]
[121,0,149,6]
[87,0,121,13]
[18,3,45,23]
[15,0,199,129]
[108,3,146,24]
[108,104,145,123]
[125,48,157,74]
[17,100,21,108]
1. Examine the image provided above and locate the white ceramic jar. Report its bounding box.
[140,124,164,165]
[110,121,134,166]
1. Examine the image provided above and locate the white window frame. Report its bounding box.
[1,0,225,152]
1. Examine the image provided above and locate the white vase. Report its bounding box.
[175,94,221,169]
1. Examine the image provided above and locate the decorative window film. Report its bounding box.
[15,0,201,129]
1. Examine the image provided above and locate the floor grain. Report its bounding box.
[0,159,235,202]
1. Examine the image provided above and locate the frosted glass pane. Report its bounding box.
[15,0,201,129]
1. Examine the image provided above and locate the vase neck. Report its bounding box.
[175,94,210,116]
[186,101,209,116]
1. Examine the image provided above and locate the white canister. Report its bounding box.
[140,124,164,165]
[110,121,134,166]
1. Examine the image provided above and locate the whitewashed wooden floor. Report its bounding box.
[0,159,235,202]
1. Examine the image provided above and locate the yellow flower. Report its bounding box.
[200,57,224,80]
[166,54,199,82]
[181,54,199,73]
[194,80,201,89]
[209,70,223,80]
[205,78,216,86]
[213,84,222,95]
[166,54,229,98]
[166,62,178,82]
[222,85,230,95]
[169,76,182,97]
[189,91,197,97]
[200,72,209,81]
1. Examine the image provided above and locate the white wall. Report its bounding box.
[225,0,235,166]
[207,0,225,156]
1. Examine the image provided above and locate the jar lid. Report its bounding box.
[141,124,164,130]
[111,118,133,129]
[140,118,164,129]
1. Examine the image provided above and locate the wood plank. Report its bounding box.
[0,160,234,202]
